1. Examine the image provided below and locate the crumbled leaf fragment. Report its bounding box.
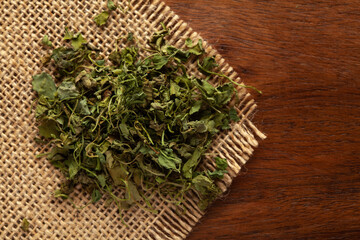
[185,38,204,55]
[32,72,56,99]
[107,0,117,11]
[208,157,228,179]
[91,189,102,203]
[21,218,30,232]
[76,98,91,115]
[57,81,79,100]
[71,33,87,50]
[64,27,74,40]
[192,175,221,210]
[97,175,107,188]
[158,149,182,171]
[127,32,134,42]
[38,120,60,138]
[183,148,203,178]
[63,28,87,50]
[125,180,142,204]
[151,55,168,69]
[42,35,53,47]
[189,101,202,115]
[229,107,240,122]
[94,11,110,26]
[68,160,79,179]
[198,56,218,75]
[215,157,228,170]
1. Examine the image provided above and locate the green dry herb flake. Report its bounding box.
[32,24,257,213]
[38,120,60,138]
[71,34,87,50]
[192,175,221,210]
[158,148,182,171]
[94,1,117,27]
[94,11,110,26]
[198,56,219,75]
[63,28,87,50]
[107,0,117,11]
[185,38,204,56]
[57,81,79,100]
[229,107,240,122]
[42,35,53,47]
[208,157,228,179]
[32,72,56,99]
[127,32,134,42]
[182,148,203,178]
[21,218,30,232]
[91,189,102,203]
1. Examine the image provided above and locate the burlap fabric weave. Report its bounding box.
[0,0,265,239]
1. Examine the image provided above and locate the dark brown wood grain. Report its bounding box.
[163,0,360,239]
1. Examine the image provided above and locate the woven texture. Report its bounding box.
[0,0,265,239]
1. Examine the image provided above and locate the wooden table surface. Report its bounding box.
[163,0,360,239]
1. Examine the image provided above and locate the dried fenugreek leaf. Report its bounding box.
[94,11,110,26]
[20,218,30,232]
[42,35,53,47]
[32,24,258,214]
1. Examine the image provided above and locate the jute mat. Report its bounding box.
[0,0,265,239]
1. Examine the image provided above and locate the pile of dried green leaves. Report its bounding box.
[32,25,250,213]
